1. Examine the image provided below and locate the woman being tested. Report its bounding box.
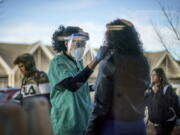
[86,19,150,135]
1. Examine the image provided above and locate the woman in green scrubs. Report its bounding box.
[48,25,107,135]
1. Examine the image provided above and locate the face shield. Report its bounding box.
[67,32,90,61]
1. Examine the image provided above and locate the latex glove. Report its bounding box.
[95,46,108,62]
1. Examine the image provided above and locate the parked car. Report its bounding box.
[0,88,20,103]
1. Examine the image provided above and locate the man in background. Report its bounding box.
[14,53,51,104]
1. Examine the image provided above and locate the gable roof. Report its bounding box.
[0,42,179,79]
[144,51,167,68]
[144,50,180,65]
[93,49,180,79]
[46,46,57,55]
[0,42,36,68]
[0,41,54,69]
[162,55,180,79]
[144,51,180,79]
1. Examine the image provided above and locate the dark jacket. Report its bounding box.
[86,53,150,135]
[146,85,180,124]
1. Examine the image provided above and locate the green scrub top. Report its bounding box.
[48,53,92,135]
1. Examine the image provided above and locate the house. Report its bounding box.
[90,49,180,85]
[144,51,180,95]
[144,51,180,84]
[0,42,180,94]
[0,41,54,88]
[90,50,180,94]
[0,41,95,88]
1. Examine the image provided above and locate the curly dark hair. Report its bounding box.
[52,25,82,52]
[106,19,143,55]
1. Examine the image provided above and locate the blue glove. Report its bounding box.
[95,46,108,62]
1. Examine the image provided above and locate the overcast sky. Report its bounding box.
[0,0,179,57]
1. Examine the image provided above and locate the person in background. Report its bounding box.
[86,18,150,135]
[48,25,108,135]
[13,53,51,104]
[146,67,180,135]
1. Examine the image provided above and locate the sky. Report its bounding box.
[0,0,180,58]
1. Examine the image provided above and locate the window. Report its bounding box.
[0,76,8,88]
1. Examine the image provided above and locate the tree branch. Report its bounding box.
[158,0,180,40]
[151,20,179,60]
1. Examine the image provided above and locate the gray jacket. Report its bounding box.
[86,53,150,135]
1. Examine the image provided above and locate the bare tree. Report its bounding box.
[0,0,3,4]
[151,21,173,57]
[0,0,4,15]
[152,0,180,59]
[158,0,180,40]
